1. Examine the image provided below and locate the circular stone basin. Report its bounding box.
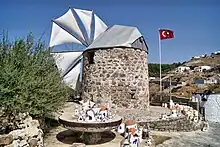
[59,113,122,132]
[58,113,122,144]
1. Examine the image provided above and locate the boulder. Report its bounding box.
[9,129,26,140]
[20,139,28,147]
[11,140,20,147]
[29,138,38,147]
[0,113,44,147]
[0,134,13,146]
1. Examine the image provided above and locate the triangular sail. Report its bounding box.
[51,51,83,77]
[49,22,82,47]
[93,14,108,40]
[54,9,85,42]
[63,62,82,89]
[49,8,109,89]
[74,8,93,42]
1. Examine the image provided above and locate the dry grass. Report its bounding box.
[185,55,220,67]
[152,135,171,145]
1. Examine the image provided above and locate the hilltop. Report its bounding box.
[184,54,220,67]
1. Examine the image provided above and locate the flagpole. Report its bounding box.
[170,76,171,101]
[158,29,162,101]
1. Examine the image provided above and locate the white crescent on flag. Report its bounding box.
[162,31,166,37]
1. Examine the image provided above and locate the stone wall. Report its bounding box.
[188,101,199,111]
[139,116,202,132]
[81,48,149,109]
[0,113,43,147]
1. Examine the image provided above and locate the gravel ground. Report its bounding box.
[44,122,220,147]
[115,106,170,122]
[153,122,220,147]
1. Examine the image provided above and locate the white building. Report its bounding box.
[192,54,207,60]
[205,75,220,84]
[205,78,218,84]
[212,51,220,55]
[176,66,190,73]
[200,54,207,58]
[194,66,212,72]
[149,77,156,80]
[192,56,201,59]
[200,93,220,122]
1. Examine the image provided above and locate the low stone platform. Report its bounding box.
[55,102,170,122]
[115,106,170,121]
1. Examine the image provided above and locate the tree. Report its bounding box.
[148,62,182,77]
[0,33,72,132]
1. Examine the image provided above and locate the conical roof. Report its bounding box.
[86,25,148,51]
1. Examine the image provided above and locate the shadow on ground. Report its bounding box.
[56,130,116,145]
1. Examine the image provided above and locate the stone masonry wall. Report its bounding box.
[138,116,203,132]
[82,48,149,109]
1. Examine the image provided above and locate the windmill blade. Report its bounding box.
[63,61,82,89]
[51,51,83,77]
[74,8,93,43]
[49,22,83,47]
[54,9,85,43]
[93,14,108,40]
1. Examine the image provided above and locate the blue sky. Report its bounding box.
[0,0,219,63]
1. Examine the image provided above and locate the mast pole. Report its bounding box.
[159,29,162,102]
[170,76,172,101]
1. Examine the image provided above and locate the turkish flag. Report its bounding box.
[159,29,174,40]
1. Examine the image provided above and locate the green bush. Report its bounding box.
[0,33,71,119]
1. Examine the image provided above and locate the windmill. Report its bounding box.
[49,8,149,108]
[49,8,108,90]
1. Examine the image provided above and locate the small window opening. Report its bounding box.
[87,52,95,64]
[131,93,135,99]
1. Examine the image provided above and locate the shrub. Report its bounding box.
[0,33,71,122]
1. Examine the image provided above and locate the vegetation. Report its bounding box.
[207,84,220,93]
[148,62,182,77]
[185,55,220,67]
[0,33,72,131]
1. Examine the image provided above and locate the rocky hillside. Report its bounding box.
[158,54,220,98]
[184,54,220,67]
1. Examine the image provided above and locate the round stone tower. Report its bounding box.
[81,47,149,109]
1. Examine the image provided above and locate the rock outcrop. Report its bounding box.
[0,113,43,147]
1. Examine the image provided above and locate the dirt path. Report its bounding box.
[44,122,220,147]
[45,102,220,146]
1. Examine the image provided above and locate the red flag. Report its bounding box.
[159,29,174,40]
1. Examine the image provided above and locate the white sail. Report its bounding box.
[93,14,108,40]
[51,51,82,77]
[63,62,82,89]
[74,8,93,42]
[49,22,82,47]
[54,9,85,42]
